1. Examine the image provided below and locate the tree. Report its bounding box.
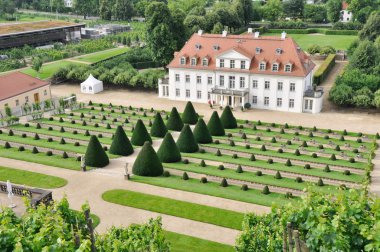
[263,0,283,21]
[100,0,113,20]
[283,0,305,19]
[181,101,198,125]
[0,0,16,17]
[329,84,354,106]
[193,118,213,144]
[109,126,134,156]
[211,22,224,34]
[220,106,237,129]
[176,124,199,153]
[31,57,43,79]
[304,4,327,23]
[349,40,379,74]
[170,8,187,50]
[237,0,253,26]
[74,0,96,19]
[359,12,380,42]
[326,0,342,23]
[131,119,152,146]
[85,135,109,168]
[113,0,134,21]
[132,141,163,176]
[166,107,184,131]
[207,111,225,136]
[150,112,168,137]
[157,133,181,163]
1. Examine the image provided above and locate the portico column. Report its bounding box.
[232,96,235,108]
[242,96,245,108]
[221,95,224,106]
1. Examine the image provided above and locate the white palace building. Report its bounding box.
[159,29,324,113]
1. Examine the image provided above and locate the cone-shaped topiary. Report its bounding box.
[157,133,181,163]
[262,186,270,194]
[150,112,168,138]
[275,171,282,179]
[285,159,292,166]
[330,154,336,161]
[32,147,38,153]
[250,154,256,161]
[166,107,184,131]
[131,119,152,146]
[324,165,331,172]
[236,165,243,173]
[193,118,213,144]
[220,106,237,129]
[84,130,90,136]
[317,178,324,186]
[200,159,206,167]
[4,142,11,148]
[34,133,40,140]
[181,101,198,125]
[176,124,199,153]
[182,172,189,180]
[220,178,228,187]
[132,141,163,177]
[216,149,222,156]
[85,135,109,168]
[109,126,134,156]
[207,111,225,136]
[62,152,68,159]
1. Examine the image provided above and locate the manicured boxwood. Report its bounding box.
[313,54,336,85]
[236,165,243,173]
[176,124,199,153]
[220,106,237,129]
[150,112,168,138]
[193,118,213,144]
[220,178,228,187]
[166,107,184,131]
[207,111,225,136]
[262,186,270,194]
[132,141,163,177]
[109,125,134,156]
[131,119,152,146]
[85,135,109,168]
[181,101,198,125]
[157,133,181,163]
[182,172,189,180]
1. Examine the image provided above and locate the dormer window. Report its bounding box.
[256,47,261,54]
[213,44,220,51]
[285,64,292,72]
[195,43,201,50]
[220,59,224,68]
[180,57,186,65]
[202,58,208,66]
[191,58,197,66]
[259,62,266,71]
[275,48,282,55]
[272,63,279,72]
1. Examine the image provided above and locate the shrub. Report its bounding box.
[200,160,206,167]
[280,128,285,134]
[24,123,30,127]
[330,154,337,161]
[268,159,273,164]
[62,152,69,159]
[176,124,199,153]
[48,127,53,131]
[94,123,99,128]
[18,146,25,152]
[216,149,222,156]
[284,123,289,129]
[262,186,270,194]
[21,133,26,138]
[324,135,329,139]
[71,120,76,124]
[302,141,308,147]
[214,140,220,144]
[245,144,250,149]
[294,132,299,136]
[36,123,41,129]
[85,135,109,168]
[49,117,54,121]
[34,133,40,140]
[236,165,243,173]
[220,106,237,129]
[335,145,341,151]
[74,142,80,146]
[32,147,38,154]
[287,140,292,145]
[357,138,362,143]
[166,107,184,131]
[340,136,345,141]
[295,149,301,156]
[318,145,324,149]
[304,164,311,169]
[343,129,347,136]
[47,137,53,142]
[285,159,292,166]
[82,121,87,126]
[60,127,65,133]
[98,134,103,138]
[131,119,152,146]
[256,170,263,176]
[271,137,276,143]
[275,171,282,179]
[295,177,303,183]
[181,101,198,125]
[150,112,168,138]
[241,133,247,140]
[132,141,163,176]
[250,154,256,161]
[4,142,11,148]
[60,138,66,144]
[106,123,111,129]
[324,165,331,172]
[257,120,262,125]
[252,125,257,130]
[317,178,324,186]
[182,159,189,164]
[110,126,134,156]
[8,130,14,136]
[218,165,225,170]
[313,54,336,85]
[84,130,90,136]
[266,128,271,132]
[255,136,261,141]
[199,148,205,154]
[241,184,248,191]
[182,172,189,180]
[285,192,293,199]
[349,158,355,163]
[232,153,238,159]
[220,178,228,187]
[344,170,351,176]
[308,132,314,138]
[229,140,235,147]
[278,148,283,153]
[46,151,53,156]
[261,145,266,151]
[312,153,318,158]
[59,117,64,123]
[313,126,317,132]
[124,118,129,124]
[193,118,213,144]
[207,111,225,136]
[200,177,208,183]
[163,171,170,177]
[353,149,358,153]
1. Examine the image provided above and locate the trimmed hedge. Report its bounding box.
[220,106,237,129]
[109,126,134,156]
[85,135,109,168]
[313,54,336,85]
[207,111,225,136]
[150,112,168,138]
[166,107,184,131]
[157,133,181,163]
[193,118,213,144]
[131,119,152,146]
[181,101,198,125]
[176,124,199,153]
[132,141,163,177]
[267,28,358,35]
[325,30,358,35]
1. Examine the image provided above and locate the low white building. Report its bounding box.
[81,74,103,94]
[64,0,73,8]
[340,1,353,22]
[159,29,323,113]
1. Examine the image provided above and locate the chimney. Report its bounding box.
[254,32,260,38]
[281,31,287,40]
[222,30,228,37]
[247,28,253,34]
[198,29,203,36]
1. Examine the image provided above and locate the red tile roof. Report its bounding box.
[342,1,349,10]
[168,33,315,77]
[0,72,49,101]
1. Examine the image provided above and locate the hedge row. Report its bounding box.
[266,29,358,35]
[313,54,336,86]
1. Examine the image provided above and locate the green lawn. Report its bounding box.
[75,47,130,63]
[0,166,67,188]
[263,32,357,50]
[102,189,245,230]
[165,231,234,252]
[131,175,294,207]
[21,61,83,80]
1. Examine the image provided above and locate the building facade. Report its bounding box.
[159,30,323,113]
[340,1,353,22]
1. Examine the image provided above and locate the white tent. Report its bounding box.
[80,74,103,94]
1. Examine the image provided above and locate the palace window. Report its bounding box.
[290,83,296,92]
[252,96,257,104]
[220,76,224,87]
[229,76,235,88]
[25,96,29,103]
[277,98,282,107]
[220,59,224,68]
[289,99,295,108]
[285,64,292,72]
[252,80,258,89]
[272,63,279,72]
[197,90,202,99]
[44,89,47,96]
[180,57,186,65]
[264,97,269,106]
[186,89,190,98]
[176,89,180,97]
[259,62,266,71]
[230,60,235,69]
[185,75,190,83]
[202,58,208,66]
[264,81,270,90]
[277,82,283,91]
[241,61,246,69]
[191,58,197,66]
[175,74,180,82]
[15,99,19,106]
[240,77,245,88]
[196,76,202,84]
[208,76,213,85]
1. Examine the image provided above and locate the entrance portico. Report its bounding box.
[210,88,249,108]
